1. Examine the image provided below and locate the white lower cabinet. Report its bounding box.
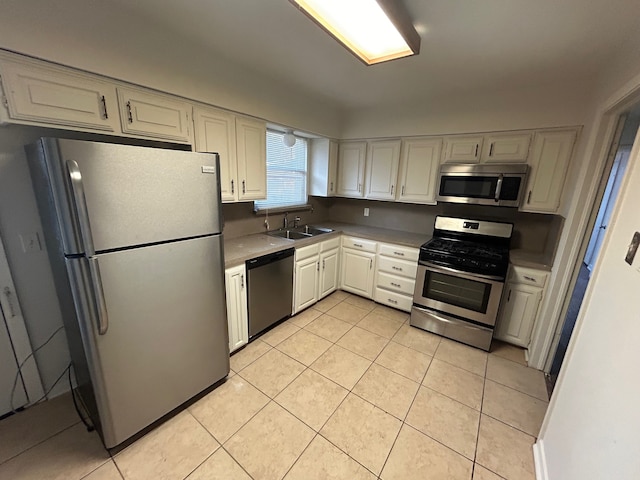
[225,264,248,353]
[340,237,377,298]
[293,238,340,314]
[374,243,419,312]
[494,265,548,347]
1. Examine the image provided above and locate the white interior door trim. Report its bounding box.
[0,231,44,405]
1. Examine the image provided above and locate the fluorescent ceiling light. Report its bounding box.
[291,0,420,65]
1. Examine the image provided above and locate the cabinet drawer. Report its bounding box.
[378,243,419,262]
[320,237,340,252]
[510,265,548,287]
[377,256,417,279]
[342,236,377,253]
[376,271,415,295]
[296,243,320,261]
[374,288,412,313]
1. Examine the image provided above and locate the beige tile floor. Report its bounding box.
[0,291,549,480]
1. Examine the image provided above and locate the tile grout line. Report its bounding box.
[471,351,489,478]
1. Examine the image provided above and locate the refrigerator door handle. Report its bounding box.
[88,257,109,335]
[66,160,96,256]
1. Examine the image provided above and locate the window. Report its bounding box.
[254,130,308,211]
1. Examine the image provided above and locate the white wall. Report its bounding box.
[536,114,640,480]
[340,81,593,139]
[0,126,70,398]
[0,0,344,139]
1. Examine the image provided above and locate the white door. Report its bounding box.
[319,249,339,299]
[294,255,319,313]
[194,107,238,203]
[225,265,248,353]
[341,249,375,298]
[365,139,401,200]
[0,233,43,415]
[337,142,366,198]
[236,117,267,201]
[397,138,442,204]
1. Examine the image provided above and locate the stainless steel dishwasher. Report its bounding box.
[246,248,295,338]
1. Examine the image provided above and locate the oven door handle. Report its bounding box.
[419,261,505,282]
[494,174,503,202]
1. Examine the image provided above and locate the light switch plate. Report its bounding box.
[364,207,370,217]
[625,231,640,266]
[20,232,41,253]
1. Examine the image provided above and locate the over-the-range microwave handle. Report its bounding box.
[494,174,503,202]
[66,160,109,335]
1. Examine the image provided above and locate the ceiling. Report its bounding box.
[106,0,640,111]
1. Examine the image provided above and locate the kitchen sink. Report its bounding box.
[267,225,334,240]
[267,230,312,240]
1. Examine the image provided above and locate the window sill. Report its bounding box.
[253,204,313,215]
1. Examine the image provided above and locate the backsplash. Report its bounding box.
[223,195,563,261]
[221,197,331,239]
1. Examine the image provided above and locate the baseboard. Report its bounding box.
[533,440,549,480]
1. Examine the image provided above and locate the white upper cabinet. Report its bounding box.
[481,132,531,163]
[337,141,367,198]
[521,129,577,213]
[397,137,442,204]
[117,87,192,143]
[441,135,484,163]
[194,106,237,202]
[365,139,401,200]
[235,116,267,201]
[0,58,119,133]
[309,138,338,197]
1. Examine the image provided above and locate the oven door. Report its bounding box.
[413,262,504,327]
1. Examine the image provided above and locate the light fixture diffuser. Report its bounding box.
[291,0,420,65]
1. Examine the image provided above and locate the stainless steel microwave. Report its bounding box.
[436,164,528,207]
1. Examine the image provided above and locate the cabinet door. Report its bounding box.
[236,117,267,201]
[194,107,238,202]
[441,135,483,163]
[521,129,577,213]
[481,133,531,163]
[117,87,192,143]
[365,139,401,200]
[319,249,339,299]
[494,282,542,347]
[309,138,338,197]
[337,142,367,198]
[0,59,119,132]
[341,249,375,298]
[294,255,319,313]
[397,137,442,204]
[225,265,248,353]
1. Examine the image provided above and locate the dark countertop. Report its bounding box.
[223,222,430,268]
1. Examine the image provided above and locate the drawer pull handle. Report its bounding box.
[523,275,536,282]
[393,251,405,256]
[392,266,402,271]
[388,298,398,304]
[231,179,234,194]
[390,282,401,288]
[354,243,363,248]
[100,95,108,119]
[126,101,133,123]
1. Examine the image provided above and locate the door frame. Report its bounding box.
[528,73,640,370]
[0,231,44,406]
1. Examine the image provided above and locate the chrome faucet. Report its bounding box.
[293,216,301,228]
[283,212,288,229]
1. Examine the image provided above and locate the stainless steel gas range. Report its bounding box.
[410,216,513,351]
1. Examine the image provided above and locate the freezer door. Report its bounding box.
[67,235,229,448]
[33,138,222,254]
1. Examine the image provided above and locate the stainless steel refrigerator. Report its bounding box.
[26,138,229,449]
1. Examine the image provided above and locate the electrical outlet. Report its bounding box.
[364,208,370,217]
[20,232,42,253]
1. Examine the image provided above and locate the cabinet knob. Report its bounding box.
[242,180,246,194]
[231,179,234,194]
[126,101,133,123]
